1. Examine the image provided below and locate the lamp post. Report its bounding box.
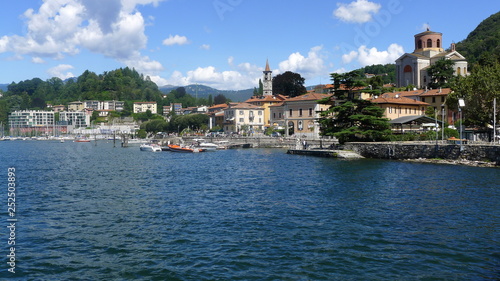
[441,104,445,141]
[458,99,465,151]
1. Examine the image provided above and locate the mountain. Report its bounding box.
[455,11,500,66]
[160,84,254,102]
[0,84,8,91]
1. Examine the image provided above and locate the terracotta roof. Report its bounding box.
[419,88,452,96]
[269,102,285,107]
[371,94,429,106]
[286,93,332,102]
[227,102,263,109]
[245,95,287,103]
[208,103,228,109]
[265,59,271,72]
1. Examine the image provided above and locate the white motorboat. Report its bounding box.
[140,143,162,152]
[198,142,219,151]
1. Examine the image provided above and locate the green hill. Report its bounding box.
[455,11,500,66]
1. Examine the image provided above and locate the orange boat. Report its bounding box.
[167,144,204,153]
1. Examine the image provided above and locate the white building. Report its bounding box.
[9,110,54,128]
[223,103,264,133]
[59,111,90,128]
[133,102,157,114]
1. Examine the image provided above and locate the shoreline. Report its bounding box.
[402,157,498,168]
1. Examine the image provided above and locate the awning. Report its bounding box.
[389,115,443,125]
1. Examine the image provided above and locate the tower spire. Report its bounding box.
[265,59,271,72]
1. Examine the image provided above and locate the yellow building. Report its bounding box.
[245,95,288,128]
[370,93,429,119]
[269,93,332,138]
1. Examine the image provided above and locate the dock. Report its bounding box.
[287,149,364,159]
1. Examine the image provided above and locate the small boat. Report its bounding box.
[74,139,91,142]
[199,142,218,151]
[140,143,162,152]
[167,144,204,153]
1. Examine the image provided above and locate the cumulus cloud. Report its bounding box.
[333,0,381,23]
[32,57,46,64]
[162,34,190,46]
[200,44,210,50]
[342,43,404,66]
[0,0,165,75]
[278,46,327,80]
[48,64,75,80]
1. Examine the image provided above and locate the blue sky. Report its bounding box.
[0,0,498,90]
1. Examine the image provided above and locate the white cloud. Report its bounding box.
[32,57,46,64]
[200,44,210,50]
[47,64,75,79]
[162,34,190,46]
[0,0,165,75]
[333,0,381,23]
[342,50,358,64]
[227,56,234,66]
[342,43,404,67]
[278,46,327,80]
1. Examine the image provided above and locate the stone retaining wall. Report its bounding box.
[345,142,500,165]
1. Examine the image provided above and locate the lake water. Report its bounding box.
[0,140,498,280]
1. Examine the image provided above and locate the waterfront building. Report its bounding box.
[8,110,54,135]
[270,93,332,138]
[223,103,264,133]
[208,104,228,129]
[396,28,468,88]
[370,92,429,120]
[133,101,157,114]
[59,111,90,128]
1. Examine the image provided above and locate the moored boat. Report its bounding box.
[140,143,162,152]
[167,144,204,153]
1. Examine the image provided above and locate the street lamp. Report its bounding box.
[441,104,445,141]
[458,99,465,151]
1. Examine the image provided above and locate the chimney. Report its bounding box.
[451,43,456,52]
[439,87,442,93]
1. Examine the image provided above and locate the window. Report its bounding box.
[273,113,276,119]
[437,39,441,48]
[432,97,436,103]
[299,109,303,116]
[422,97,426,103]
[427,38,432,48]
[309,108,313,116]
[289,109,293,117]
[399,107,402,114]
[389,107,392,114]
[259,118,262,123]
[418,40,422,49]
[441,96,445,102]
[298,120,303,131]
[457,67,461,75]
[404,65,412,72]
[279,113,282,118]
[239,118,244,122]
[414,108,417,114]
[258,111,262,115]
[239,110,244,115]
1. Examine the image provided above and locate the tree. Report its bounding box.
[258,79,263,96]
[272,71,307,97]
[330,70,365,100]
[427,58,455,89]
[319,99,391,144]
[214,94,227,104]
[174,87,186,99]
[447,63,500,128]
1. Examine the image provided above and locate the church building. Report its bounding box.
[395,28,468,88]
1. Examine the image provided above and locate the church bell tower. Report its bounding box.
[263,59,272,96]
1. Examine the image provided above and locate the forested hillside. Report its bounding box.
[455,11,500,67]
